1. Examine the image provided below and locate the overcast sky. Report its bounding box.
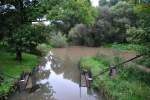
[90,0,99,7]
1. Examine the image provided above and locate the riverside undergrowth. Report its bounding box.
[80,55,150,100]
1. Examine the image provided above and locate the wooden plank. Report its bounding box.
[80,74,87,87]
[26,76,32,89]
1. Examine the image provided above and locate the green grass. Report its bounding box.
[135,56,150,68]
[80,56,150,100]
[104,43,145,51]
[80,57,101,74]
[0,51,39,96]
[105,43,150,68]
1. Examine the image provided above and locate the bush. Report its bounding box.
[50,32,67,48]
[126,26,145,43]
[69,24,89,45]
[37,43,52,55]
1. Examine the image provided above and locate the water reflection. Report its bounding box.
[9,46,135,100]
[36,54,99,100]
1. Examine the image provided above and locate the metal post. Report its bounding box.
[109,66,117,78]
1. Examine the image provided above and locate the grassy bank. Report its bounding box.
[104,43,145,51]
[0,51,39,97]
[135,56,150,68]
[80,56,150,100]
[105,43,150,68]
[0,43,52,97]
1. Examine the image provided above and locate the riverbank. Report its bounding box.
[0,51,39,98]
[104,43,145,51]
[80,55,150,100]
[0,43,52,99]
[9,46,103,100]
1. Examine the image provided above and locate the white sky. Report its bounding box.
[90,0,110,7]
[90,0,99,7]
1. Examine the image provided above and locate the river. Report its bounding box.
[9,46,136,100]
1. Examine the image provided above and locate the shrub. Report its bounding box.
[37,43,52,55]
[50,32,67,48]
[68,24,89,45]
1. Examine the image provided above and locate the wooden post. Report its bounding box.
[109,66,117,78]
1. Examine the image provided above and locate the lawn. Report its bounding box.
[0,51,39,97]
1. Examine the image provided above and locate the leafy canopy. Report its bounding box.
[47,0,96,25]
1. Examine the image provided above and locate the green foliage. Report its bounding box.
[46,0,96,34]
[91,1,135,45]
[69,24,89,45]
[0,0,52,60]
[80,56,150,100]
[136,56,150,68]
[47,0,96,25]
[105,43,145,51]
[131,4,150,55]
[50,32,67,48]
[132,5,150,41]
[69,24,97,46]
[99,0,119,6]
[109,0,119,6]
[126,26,145,42]
[0,0,46,39]
[37,43,52,55]
[80,57,102,73]
[67,1,143,46]
[110,1,134,42]
[110,1,134,18]
[5,24,49,59]
[99,0,108,6]
[0,50,38,96]
[94,19,112,42]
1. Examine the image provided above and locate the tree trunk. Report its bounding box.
[16,48,22,61]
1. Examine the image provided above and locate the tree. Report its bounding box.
[125,0,150,4]
[69,24,89,45]
[6,24,48,61]
[92,6,113,43]
[99,0,108,6]
[110,1,135,42]
[126,26,145,42]
[90,1,136,44]
[0,0,50,61]
[132,4,150,55]
[0,1,19,40]
[109,0,119,6]
[47,0,96,33]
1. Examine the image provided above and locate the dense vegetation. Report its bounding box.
[0,47,38,98]
[0,0,150,99]
[80,55,150,100]
[1,0,149,54]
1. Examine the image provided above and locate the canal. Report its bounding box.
[9,46,135,100]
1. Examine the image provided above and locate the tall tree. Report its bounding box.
[99,0,108,6]
[7,24,48,61]
[131,4,150,55]
[47,0,96,33]
[0,0,49,61]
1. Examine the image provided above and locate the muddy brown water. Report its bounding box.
[9,46,136,100]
